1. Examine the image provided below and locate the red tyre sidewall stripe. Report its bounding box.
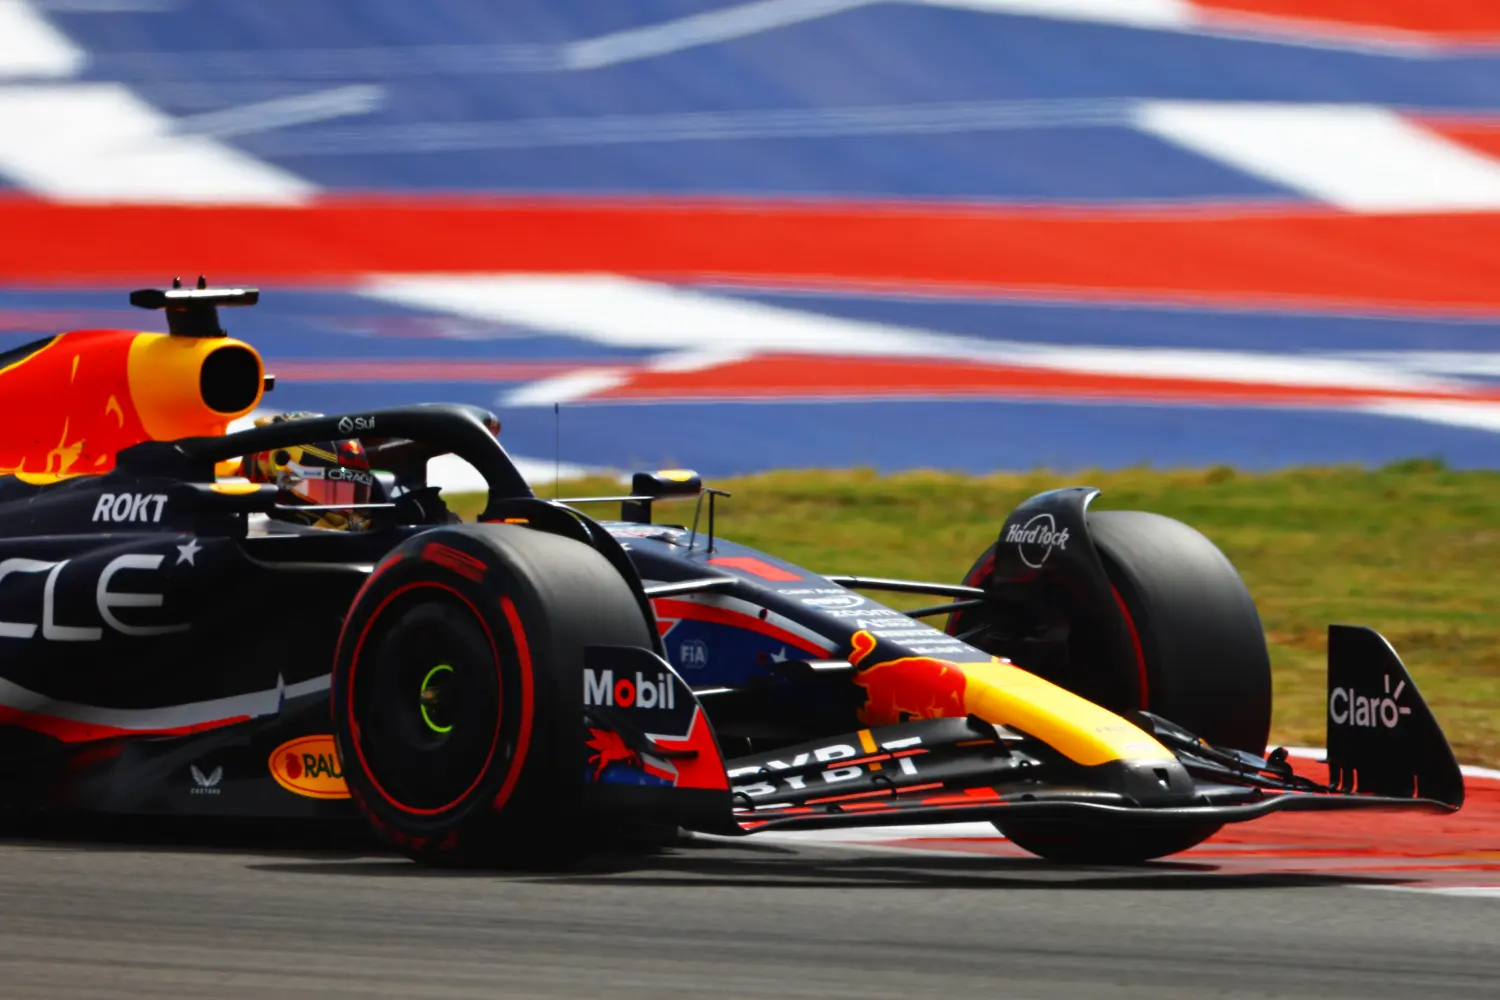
[948,549,995,636]
[489,595,534,814]
[1110,583,1150,710]
[345,580,506,817]
[951,549,1150,709]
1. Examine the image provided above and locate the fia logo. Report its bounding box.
[679,638,708,669]
[190,765,223,795]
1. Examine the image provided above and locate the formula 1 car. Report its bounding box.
[0,282,1465,865]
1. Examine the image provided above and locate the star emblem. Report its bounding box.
[176,538,202,566]
[770,647,788,663]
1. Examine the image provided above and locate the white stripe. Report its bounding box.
[499,350,748,408]
[0,84,315,203]
[0,0,84,78]
[1359,400,1500,434]
[1359,886,1500,899]
[173,84,385,140]
[1339,351,1500,379]
[365,275,1465,407]
[561,0,875,70]
[1004,344,1455,392]
[1135,101,1500,212]
[250,98,1132,157]
[502,369,629,408]
[360,274,943,357]
[284,674,332,700]
[912,0,1193,30]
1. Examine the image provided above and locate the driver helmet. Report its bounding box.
[243,412,373,531]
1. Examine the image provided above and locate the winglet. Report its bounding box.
[1326,625,1464,808]
[129,276,260,338]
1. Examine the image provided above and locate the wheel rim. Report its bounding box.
[348,584,507,815]
[419,664,456,734]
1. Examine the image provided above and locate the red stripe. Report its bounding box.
[1111,583,1151,711]
[1192,0,1500,39]
[805,787,899,806]
[7,197,1500,313]
[707,556,802,582]
[651,597,831,656]
[0,706,250,744]
[1412,116,1500,163]
[491,596,535,813]
[588,354,1500,407]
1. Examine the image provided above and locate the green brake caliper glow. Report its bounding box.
[420,664,455,734]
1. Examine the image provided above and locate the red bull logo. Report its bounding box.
[0,329,263,480]
[850,630,971,725]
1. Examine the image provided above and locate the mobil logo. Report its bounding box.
[584,668,677,710]
[269,735,350,800]
[849,630,971,725]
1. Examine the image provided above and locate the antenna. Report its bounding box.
[553,402,560,499]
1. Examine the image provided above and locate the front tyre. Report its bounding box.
[332,524,653,867]
[955,509,1272,863]
[999,817,1225,865]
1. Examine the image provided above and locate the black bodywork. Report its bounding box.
[0,402,1467,837]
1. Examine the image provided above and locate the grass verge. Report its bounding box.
[454,460,1500,765]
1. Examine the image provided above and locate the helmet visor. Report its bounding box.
[285,464,372,508]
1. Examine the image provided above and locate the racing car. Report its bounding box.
[0,281,1465,866]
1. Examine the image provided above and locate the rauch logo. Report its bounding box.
[268,735,350,800]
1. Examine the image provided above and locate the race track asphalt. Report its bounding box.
[0,823,1496,1000]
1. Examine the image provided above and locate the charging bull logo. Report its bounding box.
[0,333,145,478]
[0,330,263,479]
[850,630,972,725]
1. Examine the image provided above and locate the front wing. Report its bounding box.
[727,716,1455,835]
[720,625,1465,836]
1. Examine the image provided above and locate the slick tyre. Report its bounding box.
[332,523,653,868]
[997,815,1224,866]
[1085,510,1271,754]
[956,509,1271,864]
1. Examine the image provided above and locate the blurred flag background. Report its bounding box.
[3,0,1500,476]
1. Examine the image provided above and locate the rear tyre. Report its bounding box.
[332,524,653,868]
[954,509,1271,863]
